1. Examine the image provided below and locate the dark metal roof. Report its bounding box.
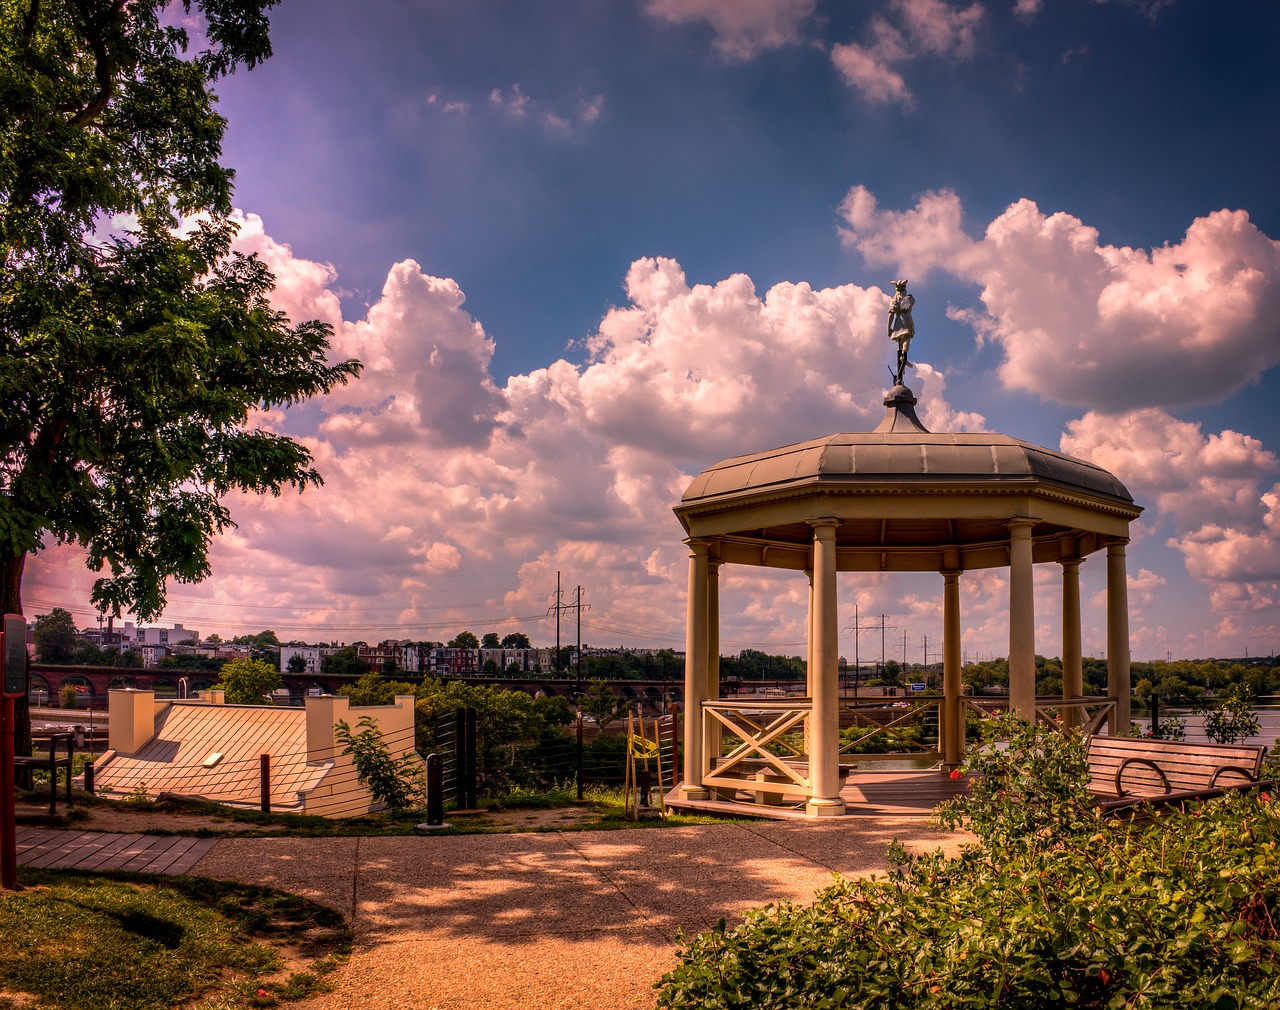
[682,430,1134,505]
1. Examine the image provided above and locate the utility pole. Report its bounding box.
[572,585,590,695]
[547,572,566,676]
[844,605,881,698]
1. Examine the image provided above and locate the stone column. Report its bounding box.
[705,558,723,766]
[1008,519,1037,721]
[1106,538,1132,735]
[807,519,845,816]
[804,568,815,757]
[942,569,964,768]
[1060,555,1084,731]
[681,538,711,799]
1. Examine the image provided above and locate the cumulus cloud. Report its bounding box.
[1063,408,1280,617]
[832,0,984,105]
[25,216,984,650]
[645,0,817,59]
[841,187,1280,411]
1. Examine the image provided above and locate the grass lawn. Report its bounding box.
[0,870,350,1010]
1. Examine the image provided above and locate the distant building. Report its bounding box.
[279,645,341,675]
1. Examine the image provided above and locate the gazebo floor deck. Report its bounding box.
[664,765,970,820]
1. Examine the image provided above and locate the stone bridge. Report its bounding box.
[30,665,801,710]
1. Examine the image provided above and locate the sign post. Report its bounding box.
[2,613,28,890]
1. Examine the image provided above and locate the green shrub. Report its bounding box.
[656,717,1280,1009]
[334,716,424,812]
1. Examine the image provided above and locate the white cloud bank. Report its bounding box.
[26,192,1280,660]
[843,186,1280,651]
[841,187,1280,411]
[31,215,952,651]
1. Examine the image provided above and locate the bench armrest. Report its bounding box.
[1115,756,1170,798]
[1209,764,1257,787]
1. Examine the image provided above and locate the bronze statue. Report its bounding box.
[887,279,915,386]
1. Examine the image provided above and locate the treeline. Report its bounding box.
[960,654,1280,700]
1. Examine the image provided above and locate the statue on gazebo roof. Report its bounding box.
[887,279,915,386]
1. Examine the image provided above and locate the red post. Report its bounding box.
[259,753,271,813]
[2,693,15,889]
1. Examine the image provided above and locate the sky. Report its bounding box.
[25,0,1280,664]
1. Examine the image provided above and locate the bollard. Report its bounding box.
[259,753,271,813]
[576,711,584,801]
[426,753,443,826]
[84,761,95,795]
[463,707,478,809]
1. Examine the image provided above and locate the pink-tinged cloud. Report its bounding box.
[58,219,964,649]
[645,0,817,59]
[831,0,985,105]
[1063,408,1280,605]
[842,188,1280,411]
[831,42,912,105]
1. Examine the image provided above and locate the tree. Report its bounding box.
[338,672,416,707]
[334,715,423,812]
[579,680,625,729]
[449,631,479,650]
[215,657,281,704]
[481,632,501,649]
[1,2,359,752]
[501,632,531,649]
[286,653,308,673]
[32,608,80,663]
[322,646,368,677]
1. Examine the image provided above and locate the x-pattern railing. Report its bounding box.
[839,698,941,758]
[702,698,812,791]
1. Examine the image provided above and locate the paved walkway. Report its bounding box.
[15,819,966,1009]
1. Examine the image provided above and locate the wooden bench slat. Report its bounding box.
[1086,736,1267,808]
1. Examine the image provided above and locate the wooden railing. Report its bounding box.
[701,697,813,799]
[962,695,1119,735]
[699,694,1120,800]
[839,697,942,762]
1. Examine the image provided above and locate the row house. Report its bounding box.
[279,645,341,675]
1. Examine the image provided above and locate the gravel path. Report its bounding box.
[192,818,969,1009]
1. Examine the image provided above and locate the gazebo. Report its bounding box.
[671,283,1143,817]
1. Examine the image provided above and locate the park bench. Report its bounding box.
[1085,735,1270,815]
[13,731,76,815]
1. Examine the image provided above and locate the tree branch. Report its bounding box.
[65,0,127,128]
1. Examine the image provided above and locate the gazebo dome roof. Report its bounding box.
[674,386,1141,573]
[682,391,1134,510]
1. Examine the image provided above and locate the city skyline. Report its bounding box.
[24,0,1280,661]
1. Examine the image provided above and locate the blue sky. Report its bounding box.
[29,0,1280,661]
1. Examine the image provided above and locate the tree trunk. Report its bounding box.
[0,550,33,783]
